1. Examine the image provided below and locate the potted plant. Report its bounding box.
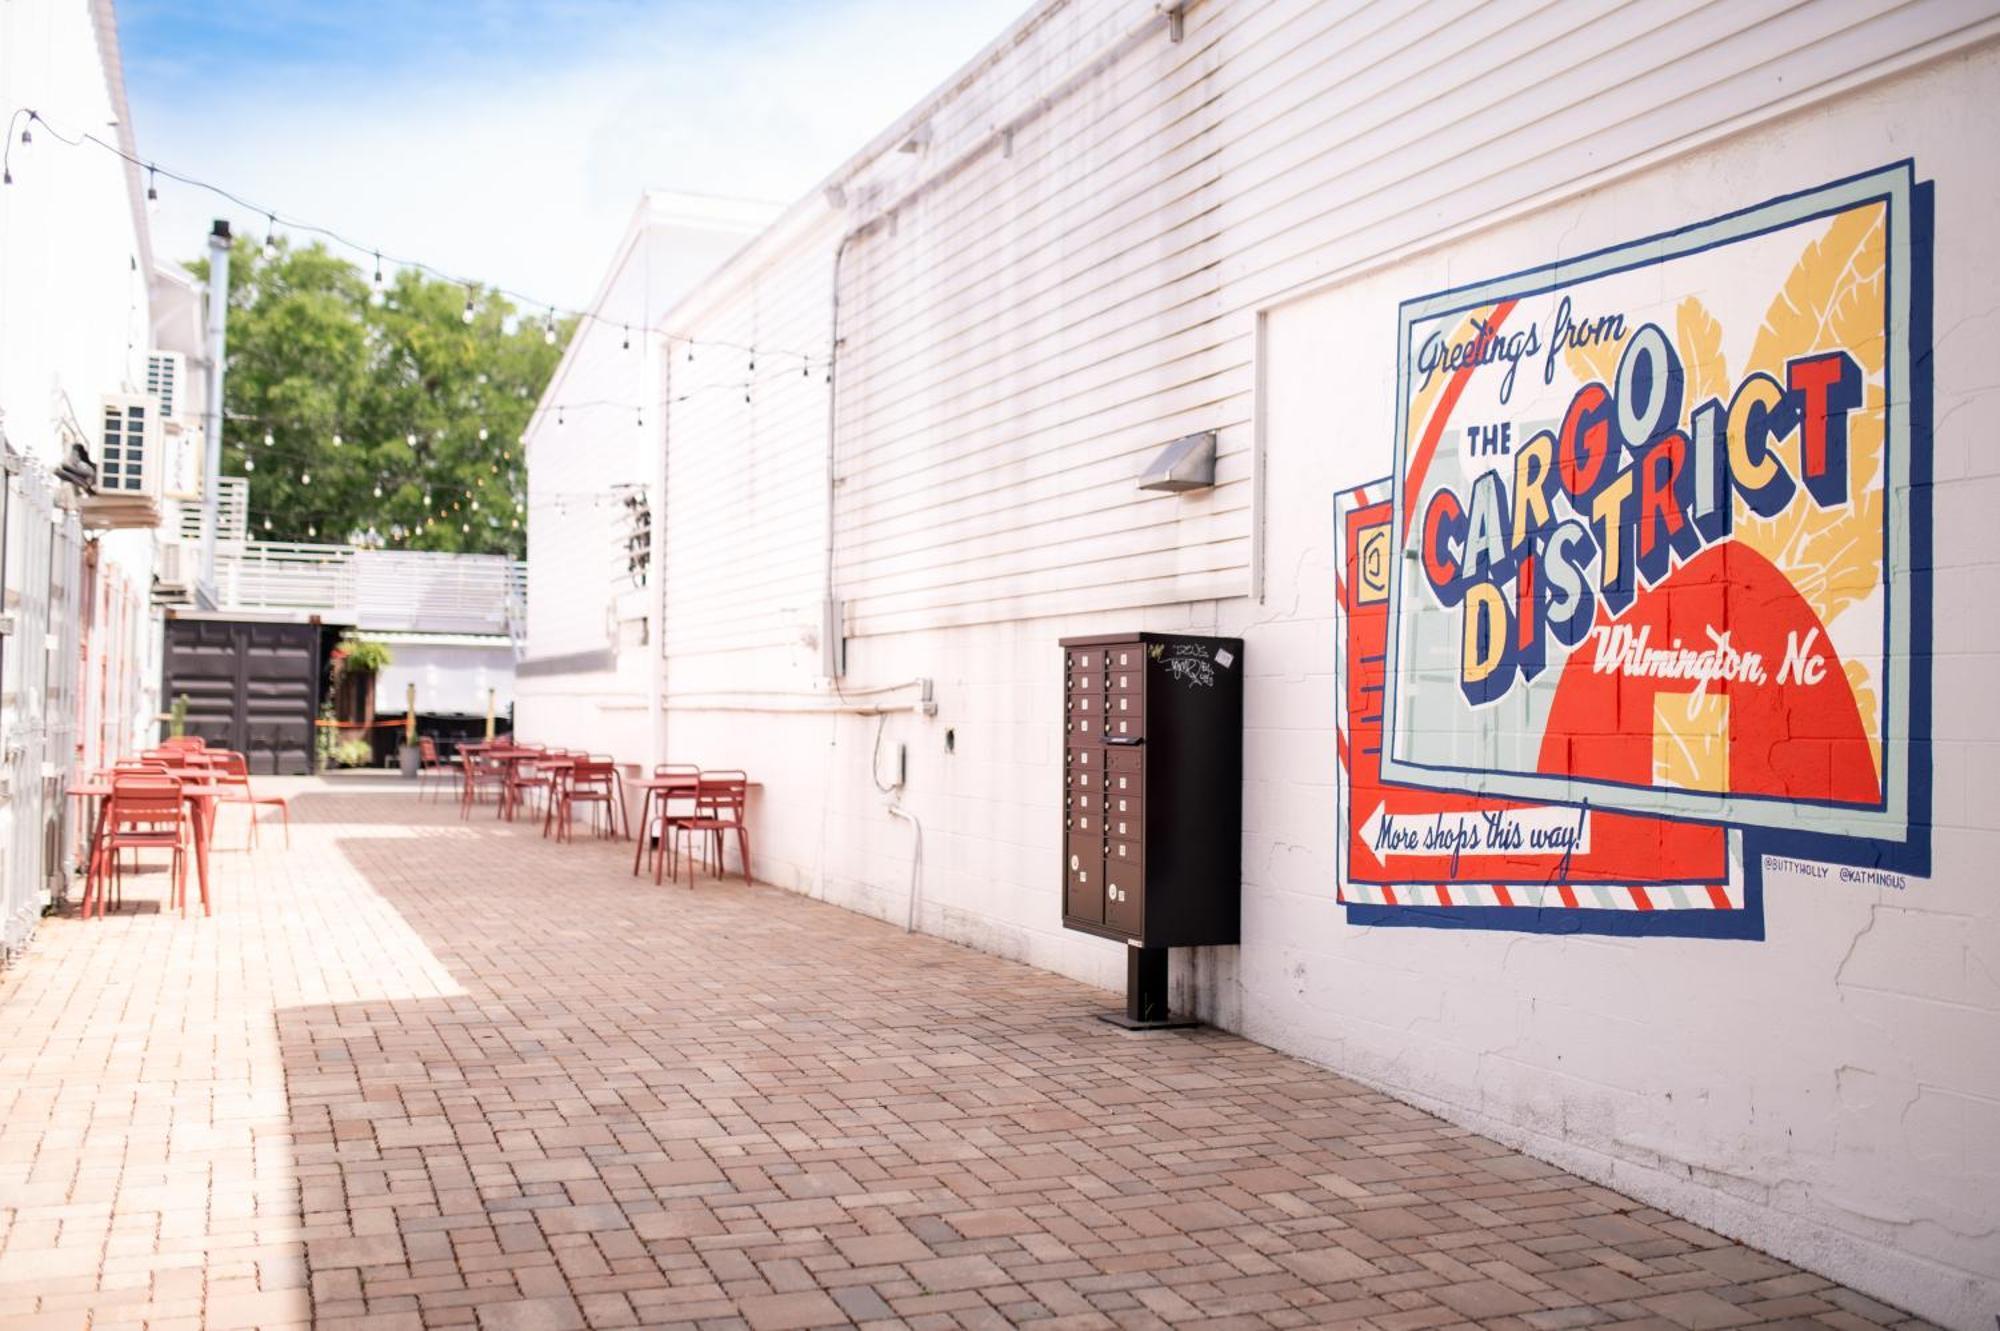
[328,635,393,768]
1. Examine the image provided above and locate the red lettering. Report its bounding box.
[1636,433,1687,560]
[1557,383,1612,499]
[1421,489,1464,592]
[1787,351,1860,493]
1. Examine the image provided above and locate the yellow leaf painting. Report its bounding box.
[1735,203,1888,771]
[1564,318,1626,388]
[1675,296,1729,406]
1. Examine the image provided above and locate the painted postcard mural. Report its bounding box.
[1336,161,1932,935]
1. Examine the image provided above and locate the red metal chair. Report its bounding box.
[638,764,701,882]
[460,750,508,818]
[502,746,552,822]
[211,750,291,848]
[552,756,626,842]
[86,773,188,918]
[673,771,749,887]
[417,737,460,803]
[535,750,577,838]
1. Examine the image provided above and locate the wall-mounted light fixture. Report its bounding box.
[1136,431,1216,493]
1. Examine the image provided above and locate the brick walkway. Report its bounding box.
[0,778,1934,1331]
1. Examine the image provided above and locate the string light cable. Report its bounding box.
[2,106,823,544]
[3,105,823,368]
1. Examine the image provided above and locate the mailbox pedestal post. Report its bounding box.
[1103,945,1197,1030]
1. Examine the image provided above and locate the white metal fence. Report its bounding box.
[0,458,83,964]
[212,542,528,636]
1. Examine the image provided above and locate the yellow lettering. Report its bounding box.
[1462,583,1508,685]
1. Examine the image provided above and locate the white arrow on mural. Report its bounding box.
[1359,802,1592,861]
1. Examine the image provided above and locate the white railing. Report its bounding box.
[212,541,528,636]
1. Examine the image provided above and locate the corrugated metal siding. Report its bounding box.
[653,0,1996,651]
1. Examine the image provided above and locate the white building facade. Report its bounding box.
[516,191,776,757]
[0,0,190,957]
[521,4,2000,1325]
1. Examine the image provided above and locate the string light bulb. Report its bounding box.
[544,309,556,345]
[243,457,254,472]
[145,166,158,214]
[461,287,475,324]
[373,483,383,498]
[406,432,417,447]
[263,517,272,530]
[263,430,274,447]
[331,432,342,447]
[262,214,277,259]
[477,426,488,441]
[308,523,317,537]
[622,325,630,352]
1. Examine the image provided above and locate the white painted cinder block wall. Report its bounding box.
[526,6,2000,1323]
[650,52,2000,1331]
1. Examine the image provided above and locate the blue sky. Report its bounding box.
[118,0,1024,307]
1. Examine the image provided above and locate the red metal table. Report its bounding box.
[69,778,226,917]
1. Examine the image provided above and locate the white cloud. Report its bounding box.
[134,0,1025,308]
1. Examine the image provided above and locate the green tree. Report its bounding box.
[187,238,569,556]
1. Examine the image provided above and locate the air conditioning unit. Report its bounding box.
[81,393,165,529]
[148,351,205,500]
[146,352,186,421]
[97,394,161,496]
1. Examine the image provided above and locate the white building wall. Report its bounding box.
[0,1,154,473]
[0,1,166,866]
[0,0,168,943]
[519,193,773,761]
[527,2,2000,1324]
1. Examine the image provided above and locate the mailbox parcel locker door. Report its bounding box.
[1105,854,1143,934]
[1066,831,1105,924]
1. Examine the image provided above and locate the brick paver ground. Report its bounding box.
[0,776,1935,1330]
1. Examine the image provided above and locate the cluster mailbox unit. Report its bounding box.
[1061,632,1243,1027]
